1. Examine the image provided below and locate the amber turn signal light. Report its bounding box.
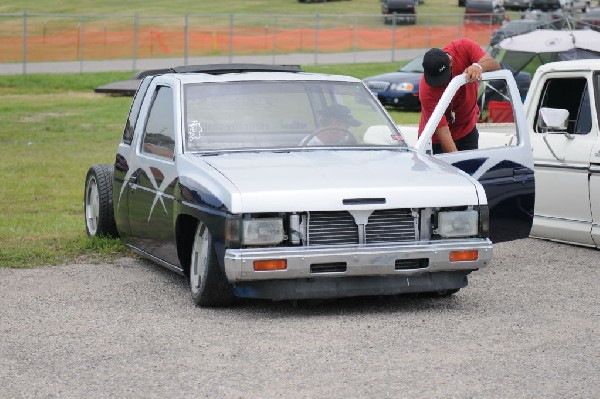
[449,250,478,262]
[254,259,287,271]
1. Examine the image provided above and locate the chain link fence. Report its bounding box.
[0,12,503,73]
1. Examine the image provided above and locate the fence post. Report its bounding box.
[353,16,357,64]
[426,14,430,49]
[228,14,234,63]
[79,21,85,73]
[272,15,278,64]
[391,16,397,63]
[314,14,320,65]
[184,14,189,66]
[22,12,27,75]
[132,14,139,72]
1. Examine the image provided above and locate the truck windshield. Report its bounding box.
[183,81,407,152]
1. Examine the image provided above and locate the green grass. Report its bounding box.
[0,63,419,268]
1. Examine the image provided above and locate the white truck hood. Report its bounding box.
[194,150,481,213]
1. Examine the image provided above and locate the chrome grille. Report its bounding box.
[308,211,359,245]
[366,209,418,243]
[365,81,390,92]
[307,209,418,246]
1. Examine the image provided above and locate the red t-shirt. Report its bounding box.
[418,38,486,143]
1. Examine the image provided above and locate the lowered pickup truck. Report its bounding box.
[466,59,600,248]
[84,65,534,306]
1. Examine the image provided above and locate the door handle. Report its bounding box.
[513,167,532,182]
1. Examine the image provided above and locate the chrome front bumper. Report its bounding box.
[223,238,493,282]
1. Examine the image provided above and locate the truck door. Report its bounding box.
[415,70,535,243]
[587,72,600,248]
[126,81,180,266]
[527,72,597,246]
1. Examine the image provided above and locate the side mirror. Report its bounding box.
[537,107,569,131]
[538,107,572,162]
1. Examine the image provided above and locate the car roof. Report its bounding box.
[161,71,362,85]
[138,63,362,84]
[537,59,600,73]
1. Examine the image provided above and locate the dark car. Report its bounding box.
[576,7,600,31]
[464,0,505,25]
[363,55,423,109]
[489,19,546,46]
[381,0,417,25]
[503,0,532,11]
[363,55,531,110]
[531,0,589,12]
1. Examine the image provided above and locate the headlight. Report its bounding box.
[436,210,478,238]
[242,218,285,245]
[390,82,414,92]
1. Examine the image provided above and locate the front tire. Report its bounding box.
[84,164,118,237]
[189,222,235,306]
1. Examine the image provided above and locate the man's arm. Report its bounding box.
[435,125,457,153]
[464,54,501,83]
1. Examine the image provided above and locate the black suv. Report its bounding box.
[381,0,417,25]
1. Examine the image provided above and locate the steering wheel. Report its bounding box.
[300,127,358,146]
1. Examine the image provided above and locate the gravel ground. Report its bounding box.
[0,238,598,398]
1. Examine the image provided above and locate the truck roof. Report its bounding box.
[536,58,600,73]
[170,71,362,84]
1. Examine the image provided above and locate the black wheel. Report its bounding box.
[84,164,118,237]
[189,222,235,307]
[301,127,357,146]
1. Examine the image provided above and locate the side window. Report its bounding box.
[534,77,591,135]
[122,77,153,145]
[141,86,175,160]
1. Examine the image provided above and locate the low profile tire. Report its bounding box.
[84,164,118,238]
[189,222,235,307]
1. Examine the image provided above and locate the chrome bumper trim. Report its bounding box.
[224,239,492,282]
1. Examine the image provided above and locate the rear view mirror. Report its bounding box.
[537,107,569,131]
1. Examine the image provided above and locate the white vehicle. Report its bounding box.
[477,59,600,248]
[84,64,533,305]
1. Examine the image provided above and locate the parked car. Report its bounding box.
[489,19,547,46]
[381,0,417,25]
[363,55,532,110]
[362,55,423,109]
[84,64,534,306]
[503,0,532,11]
[520,8,570,29]
[575,7,600,30]
[531,0,590,12]
[464,0,506,25]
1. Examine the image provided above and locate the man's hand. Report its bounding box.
[465,63,483,84]
[464,54,501,84]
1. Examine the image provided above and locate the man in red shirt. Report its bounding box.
[418,38,501,154]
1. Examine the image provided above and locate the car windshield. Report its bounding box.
[399,56,424,73]
[183,80,407,152]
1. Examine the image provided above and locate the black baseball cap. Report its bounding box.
[422,48,452,87]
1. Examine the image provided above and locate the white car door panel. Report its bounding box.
[527,73,597,246]
[416,70,535,243]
